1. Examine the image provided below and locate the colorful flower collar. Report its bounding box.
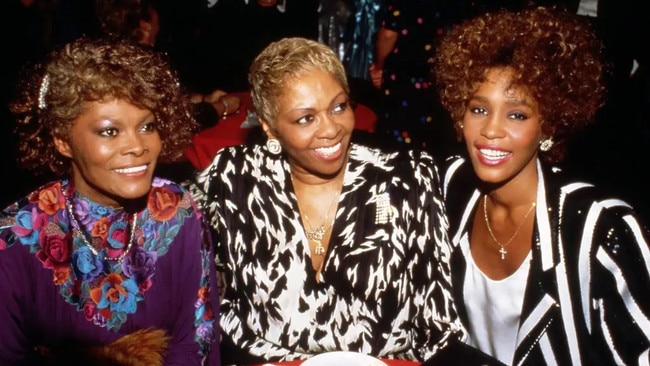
[8,179,194,331]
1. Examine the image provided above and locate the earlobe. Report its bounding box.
[53,135,73,158]
[259,119,276,139]
[259,119,282,155]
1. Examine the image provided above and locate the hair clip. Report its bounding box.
[38,74,50,109]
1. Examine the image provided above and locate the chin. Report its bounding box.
[323,164,347,178]
[472,166,504,184]
[117,184,154,201]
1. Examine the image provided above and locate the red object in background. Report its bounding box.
[184,91,377,171]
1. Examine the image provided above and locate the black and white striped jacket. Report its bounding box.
[442,156,650,365]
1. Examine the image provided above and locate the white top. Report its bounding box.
[464,248,531,365]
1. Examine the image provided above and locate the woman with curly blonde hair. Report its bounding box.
[0,37,220,365]
[433,6,650,365]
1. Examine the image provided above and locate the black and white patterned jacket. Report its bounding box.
[442,155,650,365]
[191,143,464,364]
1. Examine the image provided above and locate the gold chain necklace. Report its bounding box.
[63,188,137,263]
[483,195,536,260]
[302,194,339,256]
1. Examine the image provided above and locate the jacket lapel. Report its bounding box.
[512,161,563,365]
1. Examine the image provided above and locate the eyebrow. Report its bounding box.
[284,92,348,113]
[469,94,534,109]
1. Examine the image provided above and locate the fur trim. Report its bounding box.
[91,328,170,366]
[36,328,170,366]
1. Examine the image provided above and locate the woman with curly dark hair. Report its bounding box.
[0,37,220,365]
[432,6,650,365]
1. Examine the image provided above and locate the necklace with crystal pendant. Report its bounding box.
[301,193,339,256]
[304,215,329,255]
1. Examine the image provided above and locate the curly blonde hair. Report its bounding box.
[433,6,606,163]
[9,36,198,176]
[248,37,349,129]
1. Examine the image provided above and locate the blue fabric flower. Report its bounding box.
[107,221,129,249]
[72,246,104,281]
[14,209,39,245]
[88,204,111,220]
[94,275,139,314]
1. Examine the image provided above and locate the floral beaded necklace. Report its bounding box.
[62,186,137,263]
[8,179,182,331]
[6,177,216,353]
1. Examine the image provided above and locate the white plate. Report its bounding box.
[301,351,387,366]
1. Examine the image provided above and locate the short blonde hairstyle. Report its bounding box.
[248,37,349,129]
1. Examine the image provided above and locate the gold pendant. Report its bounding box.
[306,224,326,241]
[313,241,325,255]
[499,246,507,260]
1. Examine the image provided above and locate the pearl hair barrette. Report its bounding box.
[38,74,50,109]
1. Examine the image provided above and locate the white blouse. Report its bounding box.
[463,244,531,365]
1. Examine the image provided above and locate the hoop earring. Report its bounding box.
[539,138,554,152]
[266,138,282,155]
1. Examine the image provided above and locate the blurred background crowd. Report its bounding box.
[1,0,648,219]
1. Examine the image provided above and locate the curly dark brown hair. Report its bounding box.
[432,6,606,163]
[9,36,198,176]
